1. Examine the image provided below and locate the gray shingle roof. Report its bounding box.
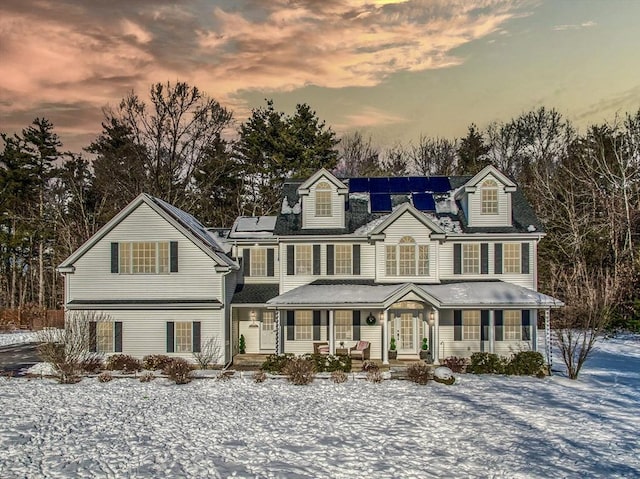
[232,284,280,304]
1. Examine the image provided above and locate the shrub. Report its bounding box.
[142,355,172,371]
[261,353,294,373]
[443,356,467,373]
[283,357,315,385]
[239,334,246,354]
[37,341,83,384]
[193,337,222,369]
[467,352,507,375]
[361,360,379,373]
[331,370,348,384]
[163,358,194,384]
[434,375,455,385]
[507,351,545,376]
[139,372,155,383]
[97,372,113,383]
[80,356,104,374]
[324,354,351,372]
[253,371,267,383]
[366,369,383,383]
[106,354,142,373]
[216,370,234,381]
[407,362,432,385]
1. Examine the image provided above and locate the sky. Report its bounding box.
[1,0,639,154]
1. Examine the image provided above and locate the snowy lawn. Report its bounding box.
[0,330,40,347]
[0,337,639,478]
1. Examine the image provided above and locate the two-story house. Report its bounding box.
[58,165,562,366]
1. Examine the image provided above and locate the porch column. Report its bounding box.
[328,310,335,355]
[488,309,495,354]
[544,308,552,369]
[382,309,389,365]
[433,309,440,365]
[532,309,538,352]
[275,310,283,354]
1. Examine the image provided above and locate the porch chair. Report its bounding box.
[313,342,330,355]
[349,341,371,360]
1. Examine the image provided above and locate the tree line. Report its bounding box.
[1,82,638,342]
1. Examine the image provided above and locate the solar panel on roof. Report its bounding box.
[388,177,409,193]
[426,177,451,193]
[349,177,369,193]
[370,193,392,212]
[407,177,429,192]
[369,177,390,193]
[412,192,436,211]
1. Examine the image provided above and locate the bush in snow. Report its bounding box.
[361,360,379,373]
[142,355,172,371]
[506,351,545,376]
[163,358,194,384]
[407,362,432,385]
[283,357,315,385]
[366,369,383,383]
[139,372,155,383]
[468,352,508,375]
[97,372,113,383]
[106,354,142,373]
[443,356,468,373]
[305,353,352,373]
[80,356,104,374]
[261,353,294,373]
[193,337,222,369]
[433,366,455,385]
[253,371,267,383]
[331,370,348,384]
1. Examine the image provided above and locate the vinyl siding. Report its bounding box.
[302,181,345,229]
[466,173,512,227]
[67,203,224,301]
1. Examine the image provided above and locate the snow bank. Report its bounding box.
[0,331,40,347]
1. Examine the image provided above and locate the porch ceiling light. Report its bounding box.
[428,310,435,326]
[249,309,259,328]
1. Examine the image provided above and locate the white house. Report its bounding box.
[59,165,562,365]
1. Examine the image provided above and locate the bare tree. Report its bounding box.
[334,131,381,176]
[410,135,458,176]
[192,336,222,369]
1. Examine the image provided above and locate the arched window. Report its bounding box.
[399,236,416,275]
[386,236,430,277]
[315,181,332,217]
[481,179,498,215]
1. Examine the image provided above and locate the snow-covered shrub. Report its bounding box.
[283,357,315,385]
[253,371,267,383]
[407,362,432,385]
[433,366,455,385]
[105,354,142,373]
[139,372,155,383]
[331,370,348,384]
[306,353,352,372]
[366,369,383,383]
[261,353,294,373]
[97,372,113,383]
[163,358,194,384]
[142,354,172,371]
[216,370,233,381]
[80,356,104,374]
[37,341,83,384]
[361,360,379,373]
[443,356,467,373]
[193,337,222,369]
[506,351,545,376]
[468,353,507,375]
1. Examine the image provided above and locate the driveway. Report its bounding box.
[0,342,41,376]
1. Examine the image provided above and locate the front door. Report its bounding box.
[396,312,418,354]
[260,311,276,351]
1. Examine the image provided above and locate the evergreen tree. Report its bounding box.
[457,124,490,175]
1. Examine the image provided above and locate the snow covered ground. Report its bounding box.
[0,330,40,347]
[0,335,639,478]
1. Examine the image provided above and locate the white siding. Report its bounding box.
[302,180,345,229]
[466,173,512,227]
[67,203,223,301]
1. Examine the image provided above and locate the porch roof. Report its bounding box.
[265,280,563,309]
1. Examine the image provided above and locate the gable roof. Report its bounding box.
[58,194,238,270]
[369,203,445,237]
[297,168,348,194]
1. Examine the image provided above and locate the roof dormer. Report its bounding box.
[298,168,348,229]
[455,165,516,228]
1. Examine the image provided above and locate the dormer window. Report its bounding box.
[315,182,332,217]
[481,179,498,215]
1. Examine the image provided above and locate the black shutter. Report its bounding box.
[495,310,504,341]
[267,249,274,277]
[494,243,503,274]
[481,310,489,341]
[326,245,334,275]
[243,249,251,276]
[114,322,122,353]
[287,245,295,275]
[454,310,462,341]
[481,243,489,274]
[287,311,295,340]
[313,311,321,340]
[353,245,361,275]
[166,322,175,353]
[353,310,361,341]
[89,321,97,352]
[313,245,321,275]
[453,244,461,274]
[192,321,201,353]
[170,241,178,272]
[521,243,530,274]
[111,243,119,273]
[522,310,531,341]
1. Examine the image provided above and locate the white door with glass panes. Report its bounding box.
[260,311,276,351]
[395,312,418,354]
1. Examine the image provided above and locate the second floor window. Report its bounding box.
[503,243,521,274]
[462,244,480,274]
[386,237,430,276]
[315,182,332,217]
[481,179,499,215]
[296,245,312,275]
[119,241,169,274]
[250,248,267,277]
[335,244,352,274]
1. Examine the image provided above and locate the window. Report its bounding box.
[335,244,352,275]
[119,241,169,274]
[250,248,267,277]
[315,182,332,217]
[503,243,521,274]
[295,311,312,340]
[481,179,499,215]
[96,322,113,353]
[504,311,521,340]
[462,244,480,274]
[463,310,480,340]
[335,310,352,341]
[175,322,192,353]
[386,237,430,276]
[295,245,312,275]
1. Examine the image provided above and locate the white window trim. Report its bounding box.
[504,311,521,340]
[463,310,481,341]
[335,244,353,275]
[315,182,332,217]
[295,311,312,340]
[295,245,313,275]
[481,179,499,215]
[119,241,169,275]
[175,321,193,353]
[96,322,114,353]
[335,310,352,341]
[250,248,268,277]
[385,238,430,277]
[503,243,521,274]
[462,243,480,274]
